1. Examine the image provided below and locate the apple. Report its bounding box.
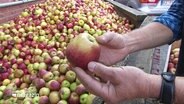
[78,20,85,26]
[57,75,65,83]
[70,82,77,92]
[20,83,29,89]
[51,64,59,72]
[16,89,26,100]
[0,86,6,92]
[43,71,54,82]
[169,67,176,74]
[68,92,80,104]
[47,80,60,91]
[27,86,37,94]
[32,78,46,90]
[83,24,90,31]
[0,100,4,104]
[6,83,17,91]
[21,11,29,17]
[88,28,95,35]
[3,88,13,99]
[38,62,47,70]
[0,91,3,99]
[39,96,50,104]
[60,87,71,100]
[86,94,96,104]
[23,100,32,104]
[59,64,69,74]
[65,70,76,82]
[33,62,40,70]
[57,100,68,104]
[14,69,24,78]
[2,79,11,86]
[39,87,50,96]
[49,91,60,104]
[66,33,100,70]
[172,48,180,54]
[11,78,22,87]
[61,80,71,88]
[33,96,39,104]
[34,8,43,15]
[22,75,32,84]
[80,93,89,104]
[75,84,87,95]
[173,58,178,64]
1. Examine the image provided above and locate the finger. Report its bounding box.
[96,32,124,48]
[88,62,119,84]
[72,67,107,97]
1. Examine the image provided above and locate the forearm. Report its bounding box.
[123,22,173,53]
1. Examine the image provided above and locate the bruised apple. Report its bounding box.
[66,33,100,70]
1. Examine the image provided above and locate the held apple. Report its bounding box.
[66,33,100,70]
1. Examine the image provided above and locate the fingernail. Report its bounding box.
[88,62,96,72]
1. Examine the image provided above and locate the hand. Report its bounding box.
[73,62,150,104]
[97,32,130,65]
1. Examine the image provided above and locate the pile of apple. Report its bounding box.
[0,0,133,103]
[168,48,180,74]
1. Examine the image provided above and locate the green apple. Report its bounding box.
[83,24,90,31]
[60,87,71,100]
[38,62,47,70]
[86,94,96,104]
[76,78,81,85]
[39,87,50,96]
[59,64,69,74]
[70,82,77,92]
[80,93,89,104]
[21,11,29,17]
[88,28,95,35]
[0,91,3,99]
[33,96,39,104]
[52,56,60,64]
[61,80,71,88]
[34,8,43,15]
[27,86,37,94]
[78,20,85,26]
[33,62,40,70]
[65,70,76,82]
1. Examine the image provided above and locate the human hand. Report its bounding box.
[73,62,150,104]
[97,32,130,65]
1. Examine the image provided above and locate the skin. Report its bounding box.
[72,22,184,104]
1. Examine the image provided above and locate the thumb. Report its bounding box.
[88,61,119,84]
[96,32,124,48]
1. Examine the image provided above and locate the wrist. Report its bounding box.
[146,74,162,98]
[122,32,142,54]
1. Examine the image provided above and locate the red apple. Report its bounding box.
[32,78,46,90]
[39,96,50,104]
[75,84,87,95]
[68,92,80,104]
[47,80,60,91]
[66,33,100,70]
